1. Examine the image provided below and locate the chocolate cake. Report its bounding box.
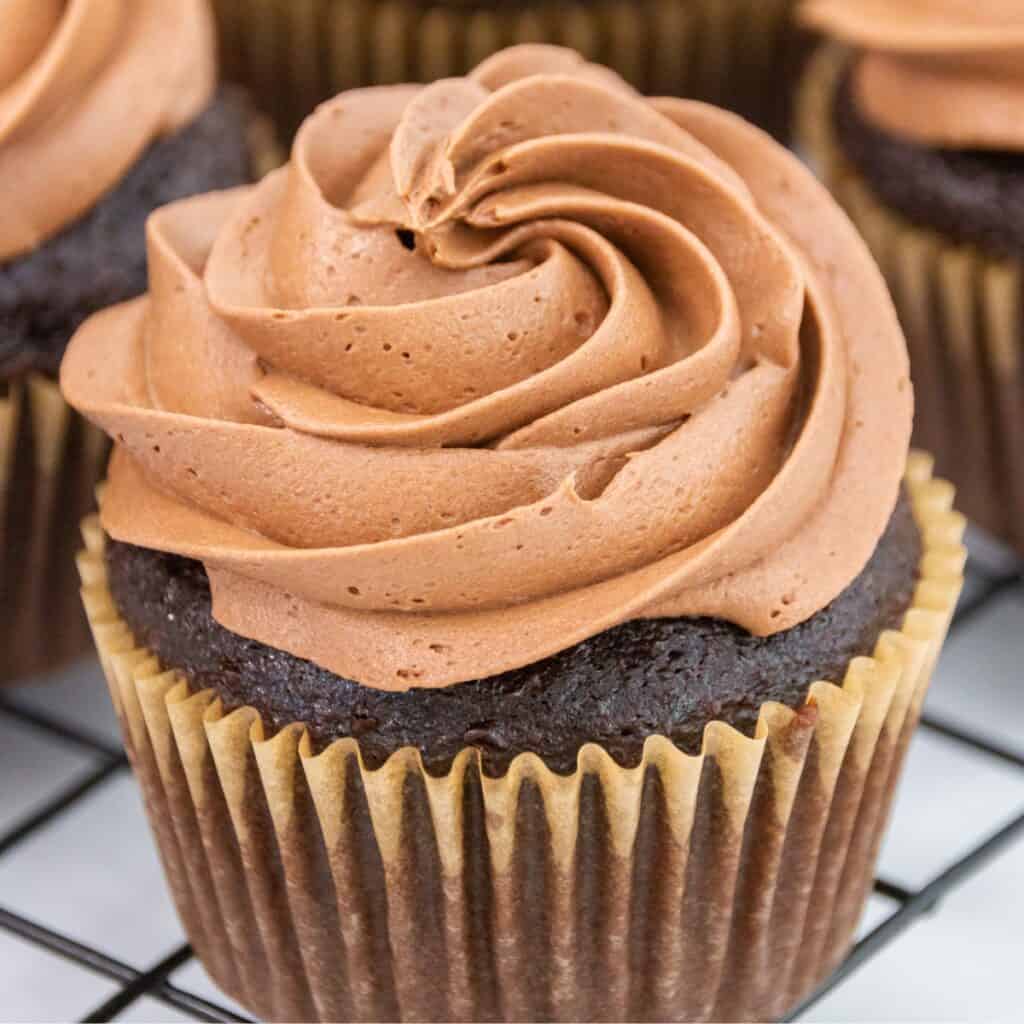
[0,89,254,381]
[64,43,965,1023]
[798,0,1024,555]
[106,491,921,775]
[833,68,1024,261]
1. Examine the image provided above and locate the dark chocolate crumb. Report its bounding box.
[106,491,921,777]
[0,87,255,381]
[834,62,1024,261]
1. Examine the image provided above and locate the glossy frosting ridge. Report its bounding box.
[62,46,912,690]
[802,0,1024,149]
[0,0,216,261]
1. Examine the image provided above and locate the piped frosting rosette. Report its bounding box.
[0,0,216,262]
[802,0,1024,149]
[63,46,912,691]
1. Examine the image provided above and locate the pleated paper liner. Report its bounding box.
[212,0,808,143]
[0,376,109,683]
[798,45,1024,556]
[77,454,963,1022]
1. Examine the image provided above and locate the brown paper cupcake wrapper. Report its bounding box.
[77,454,963,1022]
[213,0,807,142]
[0,375,109,683]
[798,46,1024,555]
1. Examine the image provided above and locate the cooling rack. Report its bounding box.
[1,541,1021,1023]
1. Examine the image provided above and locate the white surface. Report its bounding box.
[0,772,183,966]
[0,538,1021,1022]
[0,931,115,1024]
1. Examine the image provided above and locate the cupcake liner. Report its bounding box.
[212,0,807,142]
[76,454,963,1021]
[0,376,109,683]
[799,46,1024,555]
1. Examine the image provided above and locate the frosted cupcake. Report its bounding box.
[65,46,963,1022]
[0,0,271,683]
[799,0,1024,553]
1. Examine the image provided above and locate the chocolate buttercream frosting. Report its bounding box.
[802,0,1024,150]
[0,0,216,262]
[62,45,912,691]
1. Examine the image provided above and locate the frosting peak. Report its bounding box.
[0,0,216,262]
[62,45,912,691]
[802,0,1024,149]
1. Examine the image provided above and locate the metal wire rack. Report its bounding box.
[1,550,1021,1023]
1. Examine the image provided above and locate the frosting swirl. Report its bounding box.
[802,0,1024,149]
[0,0,216,262]
[62,46,912,691]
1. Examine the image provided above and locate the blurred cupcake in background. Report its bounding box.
[212,0,810,141]
[66,45,964,1021]
[0,0,272,684]
[798,0,1024,554]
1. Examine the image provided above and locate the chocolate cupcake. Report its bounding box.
[65,46,964,1022]
[212,0,809,142]
[0,0,273,683]
[798,0,1024,554]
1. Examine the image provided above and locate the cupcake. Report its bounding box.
[798,1,1024,554]
[0,0,273,684]
[212,0,809,142]
[65,46,964,1022]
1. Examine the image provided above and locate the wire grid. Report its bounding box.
[0,554,1021,1023]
